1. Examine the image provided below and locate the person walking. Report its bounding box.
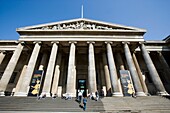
[52,93,57,99]
[95,90,99,101]
[83,97,87,111]
[100,89,104,98]
[78,90,83,103]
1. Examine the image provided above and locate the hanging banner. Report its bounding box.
[28,70,43,96]
[120,70,135,96]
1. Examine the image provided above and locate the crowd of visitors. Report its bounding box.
[37,89,105,111]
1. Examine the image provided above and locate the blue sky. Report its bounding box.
[0,0,169,40]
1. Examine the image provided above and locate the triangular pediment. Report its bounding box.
[17,18,146,32]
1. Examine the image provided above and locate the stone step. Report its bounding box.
[0,96,170,112]
[101,96,170,112]
[0,97,105,112]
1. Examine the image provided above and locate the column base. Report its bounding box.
[136,92,146,96]
[112,92,123,97]
[157,91,169,96]
[41,92,51,97]
[0,91,5,96]
[14,92,28,97]
[67,93,76,97]
[66,89,76,97]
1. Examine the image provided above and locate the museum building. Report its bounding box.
[0,18,170,97]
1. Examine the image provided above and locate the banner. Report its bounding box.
[120,70,135,96]
[28,70,43,96]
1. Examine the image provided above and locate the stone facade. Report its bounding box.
[0,18,170,97]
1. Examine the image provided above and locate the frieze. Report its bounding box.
[31,21,127,31]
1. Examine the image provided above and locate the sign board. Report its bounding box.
[28,70,43,96]
[120,70,135,96]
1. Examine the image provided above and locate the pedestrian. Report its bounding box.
[95,90,99,101]
[132,92,136,98]
[100,89,104,98]
[83,97,87,111]
[52,93,57,99]
[65,93,72,100]
[88,92,94,100]
[37,94,42,100]
[38,93,46,100]
[78,90,83,103]
[42,93,46,99]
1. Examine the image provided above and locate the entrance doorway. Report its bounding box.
[77,79,87,97]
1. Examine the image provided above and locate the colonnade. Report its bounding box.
[0,41,168,97]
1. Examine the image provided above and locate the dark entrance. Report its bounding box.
[78,79,87,97]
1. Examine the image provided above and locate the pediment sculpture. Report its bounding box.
[31,21,127,31]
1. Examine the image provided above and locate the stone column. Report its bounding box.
[102,53,112,96]
[51,53,62,96]
[96,57,102,90]
[123,42,145,96]
[132,52,148,94]
[157,52,170,80]
[115,52,124,95]
[140,43,168,95]
[115,53,125,70]
[99,59,105,89]
[0,42,24,96]
[61,58,66,94]
[106,42,122,96]
[41,42,58,97]
[38,52,48,71]
[14,65,27,96]
[14,42,41,96]
[88,42,97,96]
[0,51,6,64]
[66,42,76,97]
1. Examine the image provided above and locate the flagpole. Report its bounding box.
[81,5,83,18]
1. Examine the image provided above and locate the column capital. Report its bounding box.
[0,50,6,54]
[105,41,113,44]
[122,42,130,45]
[51,41,59,44]
[69,41,77,44]
[87,41,95,44]
[140,43,150,54]
[15,41,25,46]
[139,41,146,45]
[33,41,42,44]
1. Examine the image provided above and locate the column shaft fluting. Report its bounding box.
[15,42,41,96]
[115,52,124,95]
[102,53,112,96]
[0,43,23,96]
[140,43,167,95]
[42,42,58,97]
[106,43,122,96]
[88,42,97,95]
[66,42,76,96]
[132,53,148,94]
[99,60,105,88]
[124,43,145,96]
[51,53,62,96]
[14,65,27,96]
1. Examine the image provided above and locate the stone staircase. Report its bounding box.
[101,96,170,113]
[0,97,104,112]
[0,96,170,112]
